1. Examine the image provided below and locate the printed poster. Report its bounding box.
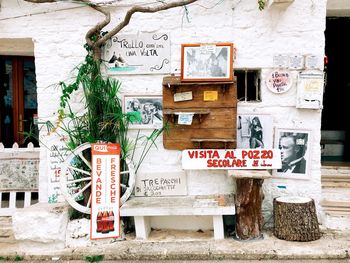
[90,143,120,240]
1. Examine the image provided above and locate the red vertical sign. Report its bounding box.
[90,143,120,240]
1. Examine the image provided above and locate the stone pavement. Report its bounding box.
[0,228,349,262]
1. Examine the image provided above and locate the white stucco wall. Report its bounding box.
[0,0,327,230]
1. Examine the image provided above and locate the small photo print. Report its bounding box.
[123,95,163,129]
[237,114,273,149]
[273,128,311,179]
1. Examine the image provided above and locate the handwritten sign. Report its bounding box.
[182,149,282,170]
[266,70,293,94]
[90,143,120,240]
[46,136,69,203]
[174,91,192,102]
[135,171,187,197]
[104,33,170,75]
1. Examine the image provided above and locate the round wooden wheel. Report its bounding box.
[60,142,135,214]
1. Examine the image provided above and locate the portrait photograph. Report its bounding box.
[181,43,233,82]
[123,95,163,129]
[237,114,273,149]
[273,128,312,179]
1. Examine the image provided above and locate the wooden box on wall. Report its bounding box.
[162,75,237,150]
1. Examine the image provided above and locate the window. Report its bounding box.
[235,69,261,102]
[0,56,38,147]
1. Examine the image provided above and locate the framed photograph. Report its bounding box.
[272,128,312,179]
[181,43,234,82]
[123,95,163,129]
[237,114,273,149]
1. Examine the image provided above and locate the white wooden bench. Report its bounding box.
[120,195,235,240]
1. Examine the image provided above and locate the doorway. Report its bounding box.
[322,17,350,163]
[0,56,38,147]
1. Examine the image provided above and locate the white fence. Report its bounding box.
[0,143,40,216]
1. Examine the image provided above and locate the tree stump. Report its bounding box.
[274,196,321,242]
[235,178,264,240]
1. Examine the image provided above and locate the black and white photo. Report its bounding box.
[237,114,273,149]
[123,95,163,129]
[273,128,311,179]
[181,43,233,81]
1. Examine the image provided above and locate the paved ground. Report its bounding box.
[0,228,349,262]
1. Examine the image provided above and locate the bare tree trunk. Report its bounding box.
[274,196,321,241]
[235,178,264,240]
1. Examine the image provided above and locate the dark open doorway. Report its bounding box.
[322,17,350,162]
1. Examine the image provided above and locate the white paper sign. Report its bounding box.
[46,135,69,204]
[174,91,193,102]
[289,55,304,70]
[104,33,170,75]
[182,149,282,170]
[273,54,289,68]
[135,171,187,197]
[296,72,324,109]
[177,113,194,125]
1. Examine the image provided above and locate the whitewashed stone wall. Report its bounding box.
[0,0,327,230]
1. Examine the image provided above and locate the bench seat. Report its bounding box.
[120,195,235,240]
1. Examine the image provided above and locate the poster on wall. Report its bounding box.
[296,72,324,109]
[273,128,311,179]
[123,95,163,129]
[90,143,120,240]
[103,33,171,75]
[237,114,273,149]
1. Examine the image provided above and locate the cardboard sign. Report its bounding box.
[182,149,282,170]
[90,144,120,240]
[203,91,218,101]
[135,171,187,197]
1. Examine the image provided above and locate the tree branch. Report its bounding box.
[83,3,111,48]
[95,0,198,47]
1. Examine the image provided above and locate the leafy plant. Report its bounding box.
[85,255,104,262]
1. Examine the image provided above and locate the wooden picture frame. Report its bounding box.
[272,128,312,179]
[181,43,234,82]
[123,95,163,129]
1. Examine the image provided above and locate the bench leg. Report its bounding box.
[213,215,224,240]
[134,216,151,239]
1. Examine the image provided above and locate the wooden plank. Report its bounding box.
[162,75,234,86]
[163,109,211,114]
[321,200,350,207]
[163,140,236,150]
[227,170,272,179]
[164,108,236,129]
[163,84,236,109]
[120,195,235,217]
[165,128,235,140]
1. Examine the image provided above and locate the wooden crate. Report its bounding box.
[162,76,237,150]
